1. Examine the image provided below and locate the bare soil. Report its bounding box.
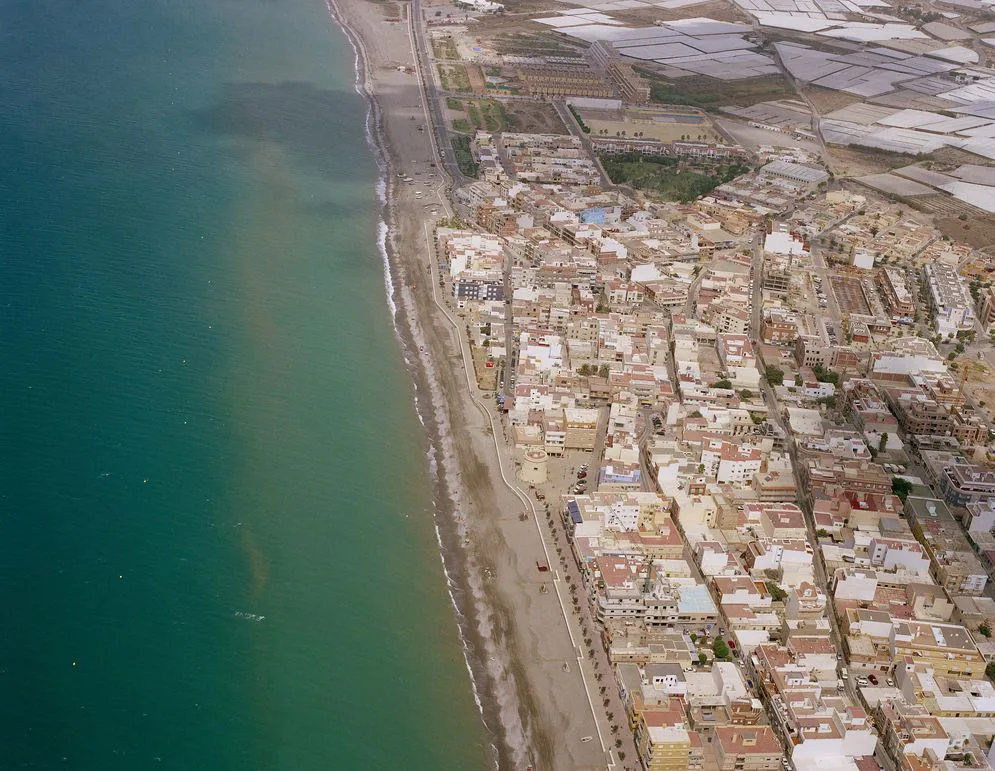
[504,100,568,133]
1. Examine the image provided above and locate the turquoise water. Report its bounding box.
[0,0,491,767]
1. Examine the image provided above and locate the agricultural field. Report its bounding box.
[431,36,459,61]
[449,99,510,133]
[599,152,750,202]
[634,70,793,111]
[491,30,585,58]
[437,64,472,93]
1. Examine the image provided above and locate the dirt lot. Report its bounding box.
[828,145,913,176]
[935,215,995,252]
[965,361,995,420]
[804,87,863,115]
[582,105,722,143]
[503,100,567,133]
[609,0,750,24]
[830,275,871,315]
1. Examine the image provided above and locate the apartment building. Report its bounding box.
[891,620,986,678]
[713,726,782,771]
[923,261,975,337]
[635,708,693,771]
[877,267,916,319]
[939,461,995,507]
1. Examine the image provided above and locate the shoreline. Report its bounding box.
[323,0,524,767]
[324,1,613,769]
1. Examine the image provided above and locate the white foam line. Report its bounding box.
[323,2,506,768]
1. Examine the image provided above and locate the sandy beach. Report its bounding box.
[325,0,626,768]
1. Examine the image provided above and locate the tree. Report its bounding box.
[879,432,888,453]
[698,652,708,666]
[766,582,788,602]
[740,390,753,400]
[892,477,914,501]
[765,366,785,386]
[816,528,831,539]
[713,637,730,660]
[712,379,733,390]
[578,364,593,376]
[981,622,992,638]
[812,363,840,385]
[987,661,995,681]
[598,364,610,379]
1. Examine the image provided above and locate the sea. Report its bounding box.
[0,0,493,767]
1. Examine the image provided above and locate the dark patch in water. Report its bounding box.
[193,82,364,178]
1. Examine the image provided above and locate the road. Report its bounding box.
[410,0,467,186]
[749,228,854,703]
[553,99,613,188]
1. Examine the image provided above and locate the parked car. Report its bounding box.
[868,674,878,685]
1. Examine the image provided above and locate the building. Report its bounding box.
[585,41,651,103]
[965,500,995,534]
[713,726,782,770]
[759,159,828,189]
[517,63,615,99]
[906,495,989,595]
[761,309,799,345]
[564,407,601,450]
[878,699,949,764]
[700,440,763,484]
[885,388,952,438]
[877,267,915,319]
[794,335,829,369]
[763,222,808,257]
[891,620,986,678]
[635,708,692,770]
[923,262,975,337]
[939,461,995,507]
[979,284,995,330]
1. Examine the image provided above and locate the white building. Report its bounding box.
[924,262,975,337]
[833,569,878,602]
[764,222,809,256]
[965,500,995,534]
[868,537,931,576]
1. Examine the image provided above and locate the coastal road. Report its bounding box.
[409,0,467,187]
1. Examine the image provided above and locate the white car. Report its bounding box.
[856,676,870,686]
